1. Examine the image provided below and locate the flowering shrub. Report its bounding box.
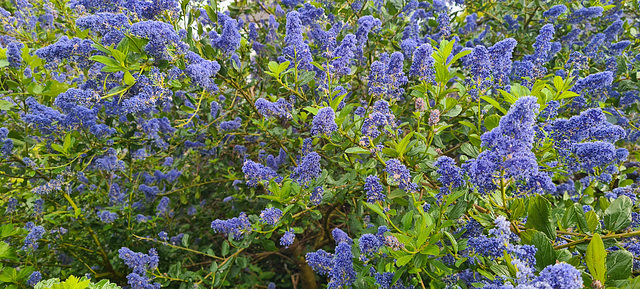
[1,0,640,288]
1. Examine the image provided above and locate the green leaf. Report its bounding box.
[442,105,461,117]
[123,71,136,86]
[527,195,556,240]
[443,231,458,254]
[396,255,413,267]
[606,250,632,281]
[0,224,21,238]
[573,203,591,234]
[0,242,16,260]
[221,241,229,257]
[267,61,279,74]
[484,114,501,131]
[553,76,563,91]
[416,224,433,248]
[51,143,65,154]
[396,132,414,156]
[345,147,370,154]
[35,278,61,289]
[586,211,599,232]
[586,233,606,284]
[88,279,122,289]
[531,232,556,271]
[603,196,632,232]
[449,49,471,66]
[277,61,290,74]
[461,143,479,158]
[180,105,196,114]
[298,71,315,86]
[480,96,507,114]
[330,90,348,111]
[364,202,389,223]
[89,55,120,68]
[561,205,577,230]
[0,100,14,111]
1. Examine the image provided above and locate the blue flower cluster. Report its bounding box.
[242,159,282,187]
[433,156,465,196]
[464,97,555,196]
[385,159,417,192]
[311,107,338,136]
[118,247,161,289]
[22,222,45,251]
[256,98,293,119]
[364,175,384,203]
[210,212,252,240]
[368,52,408,101]
[290,152,321,185]
[260,207,283,225]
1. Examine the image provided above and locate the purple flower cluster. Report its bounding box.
[280,229,295,248]
[27,271,41,286]
[310,186,323,205]
[368,52,408,101]
[409,44,435,82]
[243,159,282,186]
[433,156,465,195]
[256,98,293,119]
[311,107,338,136]
[260,207,283,225]
[118,247,161,289]
[185,52,221,92]
[7,42,22,68]
[76,12,130,45]
[210,212,252,240]
[281,11,313,71]
[290,152,321,185]
[464,97,555,195]
[364,175,384,203]
[34,36,94,68]
[22,222,45,251]
[360,100,397,146]
[0,127,13,157]
[385,159,417,192]
[98,210,118,223]
[210,13,241,56]
[130,21,186,60]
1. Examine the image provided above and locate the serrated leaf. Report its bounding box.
[527,195,556,240]
[606,250,632,281]
[396,255,413,266]
[531,232,556,271]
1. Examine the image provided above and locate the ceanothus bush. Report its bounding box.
[1,0,640,288]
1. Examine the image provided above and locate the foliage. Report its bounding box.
[0,0,640,288]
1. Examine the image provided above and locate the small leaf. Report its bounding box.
[180,105,196,114]
[606,250,632,281]
[0,100,15,110]
[345,147,370,154]
[484,114,501,131]
[604,196,632,232]
[526,195,556,240]
[396,255,413,266]
[480,96,507,114]
[531,232,556,271]
[586,233,606,284]
[123,71,136,86]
